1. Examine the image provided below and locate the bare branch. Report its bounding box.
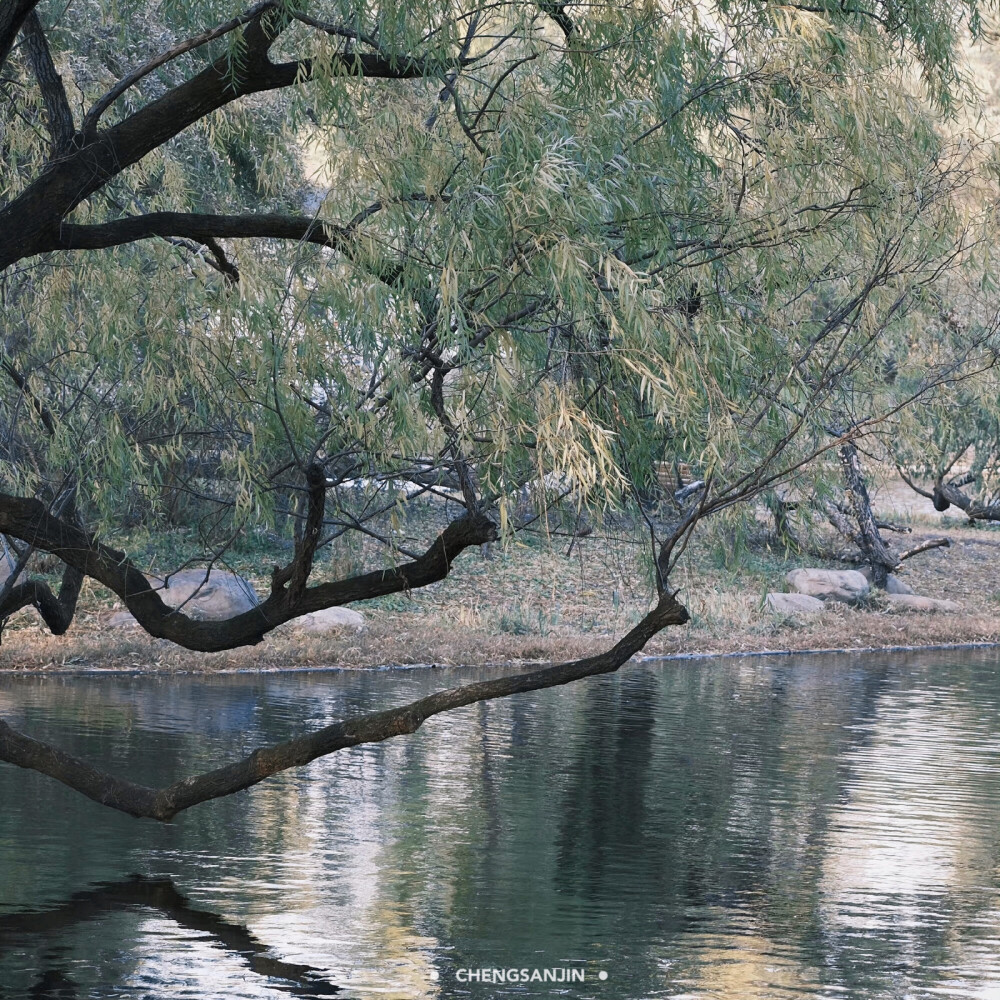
[41,212,355,257]
[537,2,574,38]
[0,492,497,650]
[898,536,950,561]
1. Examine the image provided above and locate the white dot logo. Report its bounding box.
[598,970,608,981]
[429,969,439,981]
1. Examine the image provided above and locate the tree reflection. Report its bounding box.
[0,875,339,998]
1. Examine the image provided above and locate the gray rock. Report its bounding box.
[147,569,260,620]
[785,568,870,604]
[107,610,140,628]
[106,570,260,626]
[885,594,960,613]
[766,592,825,614]
[294,607,366,633]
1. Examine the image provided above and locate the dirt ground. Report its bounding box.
[0,484,995,674]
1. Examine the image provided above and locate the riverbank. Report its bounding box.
[0,505,996,673]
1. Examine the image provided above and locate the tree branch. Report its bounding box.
[39,212,355,256]
[0,0,38,75]
[80,0,277,135]
[933,481,1000,522]
[0,6,466,269]
[538,2,574,38]
[19,10,74,155]
[0,492,497,650]
[898,536,950,561]
[0,591,688,820]
[271,463,326,601]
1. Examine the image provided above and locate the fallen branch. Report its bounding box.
[0,592,688,821]
[898,536,950,562]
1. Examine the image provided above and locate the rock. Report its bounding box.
[766,592,825,614]
[146,569,260,620]
[107,610,140,628]
[106,570,260,625]
[294,607,366,633]
[860,568,914,595]
[885,594,960,613]
[785,568,870,604]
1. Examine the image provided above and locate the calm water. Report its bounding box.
[3,651,1000,998]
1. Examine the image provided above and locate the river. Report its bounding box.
[3,650,1000,998]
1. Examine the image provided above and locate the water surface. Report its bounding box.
[2,650,1000,998]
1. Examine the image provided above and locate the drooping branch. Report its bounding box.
[0,491,496,650]
[0,591,688,820]
[19,10,74,156]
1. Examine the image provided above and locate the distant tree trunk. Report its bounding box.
[838,441,896,588]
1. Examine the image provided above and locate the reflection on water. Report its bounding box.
[3,652,1000,997]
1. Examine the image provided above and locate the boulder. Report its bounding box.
[108,570,261,627]
[294,607,366,633]
[151,569,259,619]
[785,568,870,604]
[107,610,140,628]
[766,592,825,614]
[885,594,960,613]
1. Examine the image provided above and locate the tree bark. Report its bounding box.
[0,591,689,820]
[838,441,897,588]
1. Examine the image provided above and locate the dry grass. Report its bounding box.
[0,502,997,674]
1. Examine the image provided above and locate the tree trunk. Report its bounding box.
[838,441,896,588]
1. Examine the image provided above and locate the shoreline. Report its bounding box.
[0,518,996,678]
[2,638,998,678]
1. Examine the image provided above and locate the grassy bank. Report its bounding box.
[0,500,996,673]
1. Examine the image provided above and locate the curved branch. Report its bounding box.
[0,492,497,650]
[0,591,688,820]
[934,481,1000,522]
[0,6,465,269]
[81,0,277,135]
[0,566,83,633]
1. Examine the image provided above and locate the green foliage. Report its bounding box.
[1,0,998,572]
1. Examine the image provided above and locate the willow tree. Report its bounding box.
[0,0,994,817]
